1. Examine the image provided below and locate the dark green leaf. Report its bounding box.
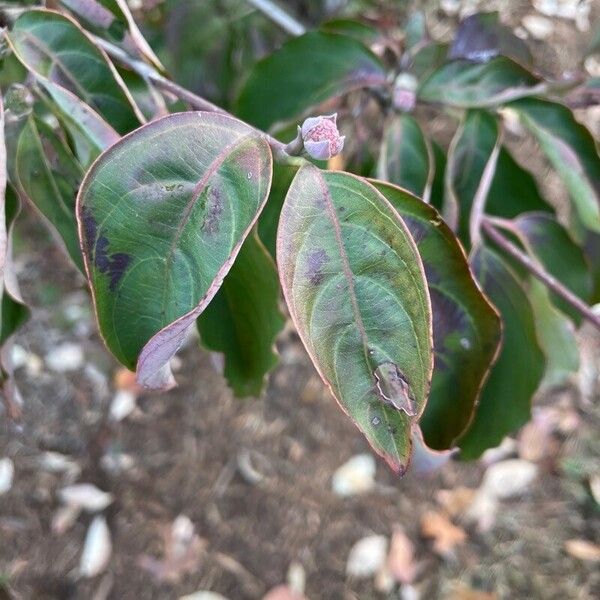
[418,57,542,108]
[77,112,272,388]
[445,110,500,247]
[449,12,532,68]
[511,212,592,324]
[277,165,432,473]
[510,98,600,233]
[8,8,143,134]
[197,230,284,397]
[459,247,544,459]
[258,162,298,260]
[371,181,501,450]
[429,141,446,211]
[377,114,433,201]
[235,32,386,130]
[410,42,449,80]
[320,19,379,43]
[7,114,84,271]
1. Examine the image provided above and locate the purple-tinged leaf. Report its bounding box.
[277,165,432,474]
[371,181,501,450]
[77,111,272,389]
[459,247,545,459]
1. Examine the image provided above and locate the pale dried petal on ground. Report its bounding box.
[52,503,82,535]
[478,459,538,499]
[522,14,554,39]
[179,593,230,600]
[446,581,497,600]
[346,535,388,578]
[332,454,376,497]
[45,342,84,372]
[0,457,14,495]
[109,390,137,421]
[480,438,518,466]
[517,417,560,464]
[589,474,600,506]
[420,511,467,557]
[80,516,112,577]
[564,539,600,562]
[59,484,113,512]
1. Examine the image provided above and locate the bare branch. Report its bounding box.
[481,219,600,331]
[245,0,306,36]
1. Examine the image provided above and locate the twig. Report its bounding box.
[481,219,600,331]
[245,0,306,36]
[94,37,287,154]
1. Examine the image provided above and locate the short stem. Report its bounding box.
[245,0,306,36]
[95,36,287,154]
[481,219,600,331]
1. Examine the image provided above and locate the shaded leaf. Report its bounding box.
[118,67,168,121]
[445,110,500,245]
[429,141,446,211]
[510,98,600,233]
[7,113,84,271]
[277,166,432,473]
[528,280,579,387]
[418,57,542,108]
[459,247,544,459]
[8,8,143,133]
[410,42,449,80]
[258,162,298,260]
[376,114,433,201]
[449,12,532,67]
[59,0,165,73]
[320,19,378,44]
[235,32,386,130]
[197,230,284,397]
[371,181,501,450]
[77,112,272,389]
[511,212,592,323]
[404,11,427,52]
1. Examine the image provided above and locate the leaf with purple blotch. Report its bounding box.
[371,180,501,450]
[277,165,432,474]
[77,111,272,389]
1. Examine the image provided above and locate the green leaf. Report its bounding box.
[429,141,446,211]
[445,110,500,246]
[528,279,579,387]
[459,247,545,459]
[404,11,427,51]
[35,79,119,167]
[8,8,143,134]
[487,146,552,218]
[320,19,379,44]
[418,57,542,108]
[510,98,600,233]
[235,31,386,130]
[7,114,84,271]
[197,230,284,397]
[59,0,165,72]
[377,114,434,201]
[277,165,432,473]
[511,213,592,324]
[410,42,449,80]
[258,162,298,260]
[371,181,501,450]
[77,111,273,389]
[449,12,532,68]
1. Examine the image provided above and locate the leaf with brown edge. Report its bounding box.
[277,165,432,474]
[371,181,501,450]
[77,111,272,389]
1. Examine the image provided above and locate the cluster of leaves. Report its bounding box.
[0,1,599,474]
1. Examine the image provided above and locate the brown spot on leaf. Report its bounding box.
[201,187,223,235]
[374,362,417,417]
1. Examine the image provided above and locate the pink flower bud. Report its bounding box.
[300,113,345,160]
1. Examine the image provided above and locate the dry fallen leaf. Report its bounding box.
[138,515,206,583]
[80,516,112,577]
[435,487,477,518]
[385,526,416,584]
[447,581,497,600]
[564,539,600,562]
[262,585,307,600]
[420,511,467,557]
